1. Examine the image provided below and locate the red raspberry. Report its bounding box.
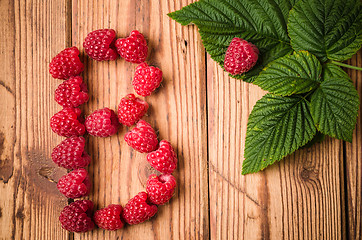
[57,168,91,199]
[59,200,94,232]
[85,108,119,137]
[132,63,163,96]
[118,94,148,126]
[49,47,84,80]
[122,192,157,225]
[147,140,177,174]
[146,174,176,205]
[115,30,148,63]
[224,38,259,75]
[83,29,118,61]
[51,136,91,169]
[124,120,158,153]
[94,204,124,230]
[55,76,89,108]
[50,108,85,137]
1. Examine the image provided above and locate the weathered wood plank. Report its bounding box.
[71,0,209,239]
[206,52,346,239]
[0,0,71,239]
[345,49,362,240]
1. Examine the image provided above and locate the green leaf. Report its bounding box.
[310,64,360,142]
[288,0,362,62]
[301,131,325,149]
[233,43,293,82]
[254,51,322,96]
[168,0,295,82]
[242,94,316,174]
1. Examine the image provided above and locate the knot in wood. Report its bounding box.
[300,168,311,180]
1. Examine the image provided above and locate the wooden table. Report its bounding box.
[0,0,361,239]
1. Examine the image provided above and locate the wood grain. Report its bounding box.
[0,0,71,239]
[345,49,362,240]
[206,53,346,239]
[71,0,209,239]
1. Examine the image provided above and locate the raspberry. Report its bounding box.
[115,30,148,63]
[55,76,89,108]
[50,108,85,137]
[59,200,94,232]
[49,47,84,80]
[224,38,259,75]
[146,174,176,205]
[124,120,158,153]
[94,204,124,230]
[51,136,91,169]
[85,108,119,137]
[122,192,157,225]
[118,94,149,126]
[147,140,177,174]
[57,168,91,199]
[83,29,118,61]
[132,63,163,96]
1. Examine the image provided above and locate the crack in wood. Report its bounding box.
[209,162,261,207]
[38,167,57,184]
[0,80,14,95]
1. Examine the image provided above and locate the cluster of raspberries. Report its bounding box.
[49,29,177,232]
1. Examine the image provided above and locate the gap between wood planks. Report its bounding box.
[343,142,350,240]
[66,1,74,240]
[205,46,212,240]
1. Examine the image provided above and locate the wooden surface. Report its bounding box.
[0,0,360,239]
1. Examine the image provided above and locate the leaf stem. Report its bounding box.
[330,61,362,71]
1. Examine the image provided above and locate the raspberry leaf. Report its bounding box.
[254,51,322,96]
[301,131,326,149]
[310,64,360,142]
[170,0,362,175]
[288,0,362,62]
[242,94,316,175]
[168,0,295,82]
